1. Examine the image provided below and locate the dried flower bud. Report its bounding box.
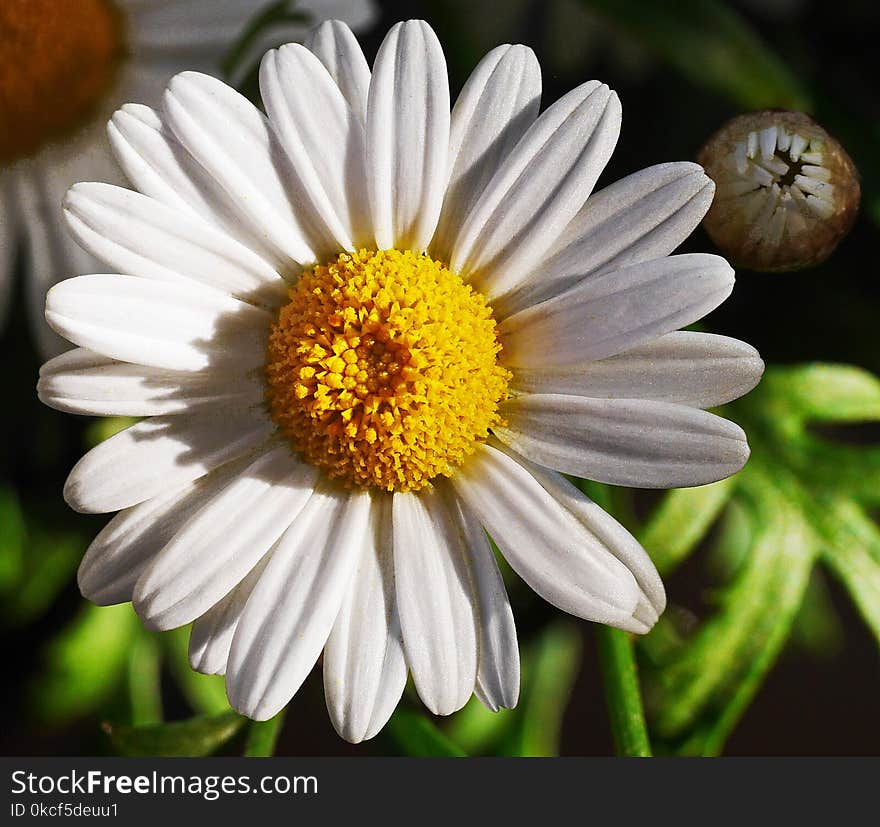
[698,111,860,272]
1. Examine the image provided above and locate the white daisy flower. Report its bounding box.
[38,19,764,743]
[0,0,376,357]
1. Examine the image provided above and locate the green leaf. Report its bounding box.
[162,626,231,715]
[648,471,817,746]
[580,0,810,110]
[638,478,736,576]
[595,627,652,757]
[447,696,515,755]
[504,621,582,757]
[0,487,25,592]
[31,604,141,725]
[814,499,880,645]
[756,364,880,424]
[244,711,287,757]
[126,632,163,726]
[104,711,246,757]
[386,707,468,757]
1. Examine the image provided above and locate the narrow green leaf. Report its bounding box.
[244,710,287,757]
[650,470,816,743]
[0,487,25,592]
[815,499,880,645]
[105,711,246,757]
[447,696,515,755]
[126,633,163,726]
[595,627,652,757]
[31,603,140,725]
[386,707,468,757]
[581,0,810,110]
[3,529,84,628]
[638,478,736,575]
[505,622,582,757]
[162,626,231,715]
[757,364,880,424]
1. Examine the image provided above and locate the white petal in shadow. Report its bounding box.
[134,444,319,630]
[392,487,478,716]
[450,443,647,630]
[510,331,764,409]
[260,44,371,252]
[63,409,275,514]
[227,485,372,721]
[495,444,666,621]
[304,19,372,123]
[495,393,750,489]
[431,44,541,262]
[439,482,519,711]
[77,458,246,606]
[366,20,450,251]
[189,555,271,677]
[496,162,715,318]
[63,183,287,309]
[163,72,319,266]
[498,254,734,368]
[107,104,287,271]
[38,348,265,417]
[323,494,407,743]
[46,274,271,372]
[450,81,621,299]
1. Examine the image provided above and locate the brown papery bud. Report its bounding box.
[698,111,860,272]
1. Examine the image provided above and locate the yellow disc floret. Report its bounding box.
[266,249,510,491]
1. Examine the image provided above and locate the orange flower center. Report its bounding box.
[0,0,126,164]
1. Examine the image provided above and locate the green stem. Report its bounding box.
[244,710,287,757]
[595,626,652,757]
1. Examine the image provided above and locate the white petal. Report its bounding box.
[441,484,519,711]
[392,487,478,716]
[431,44,541,261]
[450,443,645,629]
[450,81,621,299]
[304,19,371,122]
[63,183,286,308]
[260,44,371,252]
[189,556,270,676]
[498,445,666,620]
[496,162,715,317]
[133,444,318,631]
[227,486,372,721]
[366,20,450,251]
[46,274,270,372]
[107,104,286,270]
[163,72,318,266]
[323,494,407,743]
[498,254,734,368]
[64,410,275,513]
[495,393,750,489]
[38,348,264,417]
[77,459,246,606]
[510,331,765,409]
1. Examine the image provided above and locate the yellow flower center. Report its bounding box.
[266,249,511,491]
[0,0,126,164]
